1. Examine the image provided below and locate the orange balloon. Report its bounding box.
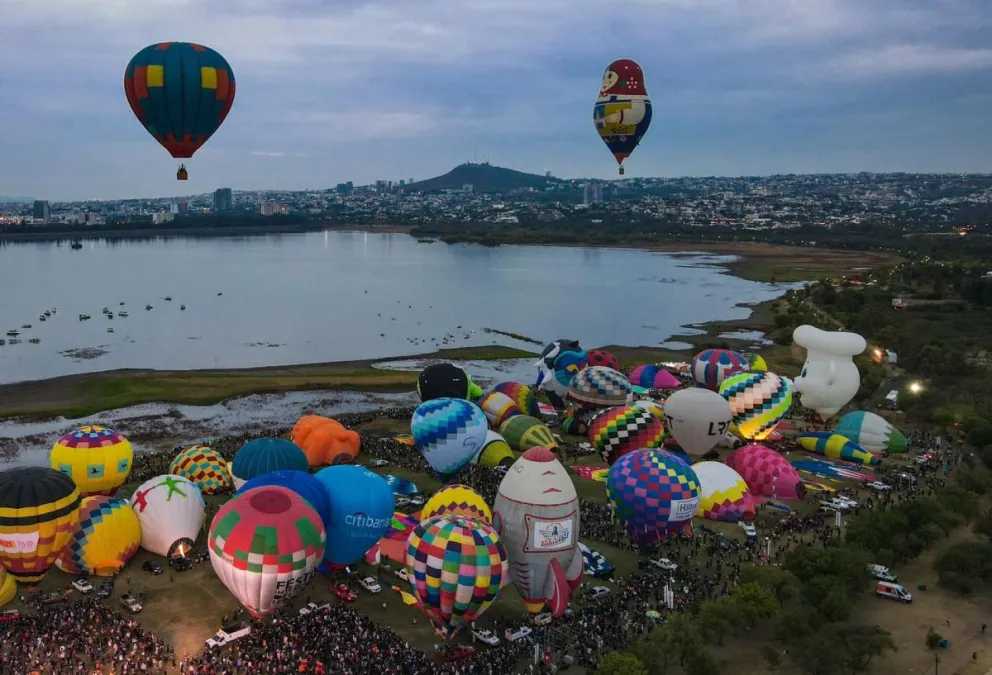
[291,416,361,467]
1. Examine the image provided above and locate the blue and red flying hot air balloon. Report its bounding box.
[124,42,236,180]
[593,59,652,176]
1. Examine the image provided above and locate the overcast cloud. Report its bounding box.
[2,0,991,199]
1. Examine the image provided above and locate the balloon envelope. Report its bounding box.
[593,59,652,172]
[567,367,632,408]
[0,467,81,582]
[493,382,540,417]
[418,363,477,402]
[124,42,235,160]
[725,445,805,500]
[796,432,879,466]
[499,415,557,453]
[588,405,665,465]
[719,372,793,441]
[57,496,141,576]
[50,425,133,496]
[792,325,866,417]
[835,411,907,454]
[692,462,755,522]
[586,349,620,371]
[663,388,733,456]
[237,470,331,531]
[629,365,681,390]
[473,430,515,468]
[231,438,309,489]
[290,416,360,467]
[691,349,749,391]
[208,486,325,616]
[314,466,393,565]
[170,445,233,494]
[411,398,488,477]
[478,392,521,429]
[130,474,205,558]
[421,485,492,525]
[406,515,508,637]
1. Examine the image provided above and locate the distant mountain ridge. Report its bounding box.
[0,196,35,203]
[404,163,550,193]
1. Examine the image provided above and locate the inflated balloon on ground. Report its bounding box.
[792,325,866,417]
[50,425,133,496]
[56,496,141,576]
[237,470,331,532]
[130,474,205,558]
[692,461,755,523]
[231,438,309,489]
[586,349,620,371]
[588,405,665,465]
[0,569,14,608]
[797,431,879,466]
[499,415,557,452]
[420,485,492,525]
[478,392,521,429]
[411,398,488,476]
[567,367,632,408]
[493,382,540,417]
[724,445,805,500]
[209,486,325,616]
[417,363,482,402]
[835,411,906,454]
[473,430,515,468]
[662,388,733,456]
[290,416,360,466]
[314,466,393,565]
[0,467,81,582]
[629,364,681,390]
[170,445,233,494]
[535,340,587,409]
[691,349,749,391]
[719,371,793,441]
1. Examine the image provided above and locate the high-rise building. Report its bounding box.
[582,183,603,206]
[260,202,289,216]
[177,201,189,215]
[593,184,603,203]
[33,200,50,221]
[213,188,233,213]
[335,183,353,196]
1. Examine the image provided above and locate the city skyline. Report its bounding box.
[3,0,992,201]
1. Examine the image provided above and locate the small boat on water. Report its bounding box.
[43,310,52,317]
[6,330,19,337]
[165,297,172,302]
[28,338,40,344]
[0,340,5,346]
[8,339,20,345]
[70,241,83,250]
[107,328,114,333]
[119,311,129,317]
[21,324,31,329]
[39,316,46,322]
[145,305,153,311]
[79,314,90,321]
[119,302,125,306]
[106,312,114,319]
[180,305,186,311]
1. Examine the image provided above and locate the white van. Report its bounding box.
[867,564,897,582]
[875,581,912,603]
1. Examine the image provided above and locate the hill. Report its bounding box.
[0,196,34,203]
[403,163,550,193]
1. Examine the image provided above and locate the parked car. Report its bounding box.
[867,564,898,582]
[359,577,381,594]
[369,458,389,468]
[875,581,912,603]
[395,568,410,583]
[867,481,891,492]
[738,521,757,537]
[505,626,533,642]
[142,560,164,575]
[586,586,611,601]
[72,578,94,594]
[0,609,20,622]
[471,628,500,646]
[332,584,357,603]
[650,558,679,571]
[205,621,251,648]
[395,497,412,508]
[436,645,477,662]
[119,593,142,614]
[408,495,425,506]
[834,495,859,508]
[299,602,330,616]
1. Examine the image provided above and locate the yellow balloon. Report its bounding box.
[51,426,133,496]
[56,496,142,576]
[0,569,15,608]
[420,485,492,525]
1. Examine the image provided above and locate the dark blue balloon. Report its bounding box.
[236,470,330,529]
[232,438,308,485]
[314,466,394,565]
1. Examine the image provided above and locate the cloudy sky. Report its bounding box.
[2,0,992,200]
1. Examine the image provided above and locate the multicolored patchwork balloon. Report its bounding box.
[420,485,492,525]
[567,366,632,408]
[629,364,681,390]
[588,405,665,465]
[208,486,325,616]
[606,449,700,546]
[56,496,141,576]
[719,371,793,441]
[691,461,755,523]
[691,349,749,392]
[50,425,133,496]
[493,382,540,417]
[478,392,521,429]
[170,445,234,494]
[411,398,488,477]
[406,515,508,638]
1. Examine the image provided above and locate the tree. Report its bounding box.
[937,487,980,523]
[684,646,721,675]
[828,623,897,672]
[595,652,647,675]
[730,581,779,627]
[972,510,992,539]
[740,565,801,607]
[696,598,743,645]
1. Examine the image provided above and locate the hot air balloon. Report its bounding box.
[0,568,14,607]
[663,388,733,457]
[535,340,587,410]
[493,382,540,417]
[725,445,805,500]
[588,405,665,465]
[567,367,632,408]
[237,470,331,531]
[835,411,907,454]
[633,399,666,420]
[606,449,700,546]
[130,475,205,558]
[719,371,793,441]
[593,59,652,176]
[499,415,558,452]
[478,392,521,429]
[421,485,492,525]
[629,364,681,390]
[417,363,483,401]
[691,349,749,392]
[314,466,393,565]
[231,438,309,489]
[492,447,583,616]
[290,416,361,467]
[411,398,488,477]
[691,462,756,523]
[792,325,866,417]
[124,42,236,180]
[560,405,594,435]
[743,352,768,372]
[209,486,325,616]
[586,349,621,371]
[406,515,508,637]
[50,425,133,496]
[0,467,81,582]
[796,432,879,466]
[56,496,141,576]
[170,445,233,494]
[473,430,515,468]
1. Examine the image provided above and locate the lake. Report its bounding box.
[0,232,789,383]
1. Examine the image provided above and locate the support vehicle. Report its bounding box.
[875,581,912,603]
[471,627,500,646]
[359,577,381,594]
[72,578,94,594]
[119,594,143,614]
[205,621,252,648]
[332,584,357,603]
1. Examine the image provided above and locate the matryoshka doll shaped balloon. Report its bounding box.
[593,59,652,176]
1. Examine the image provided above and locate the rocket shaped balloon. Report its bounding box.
[493,447,583,616]
[593,58,652,176]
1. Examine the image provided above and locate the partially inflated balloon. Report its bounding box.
[418,363,481,402]
[835,411,907,454]
[797,432,878,466]
[411,398,488,477]
[231,438,309,489]
[237,470,331,532]
[473,431,515,468]
[0,569,14,608]
[663,388,733,456]
[406,515,507,638]
[499,415,557,452]
[124,43,235,178]
[725,445,805,500]
[586,350,620,371]
[290,416,360,467]
[593,59,652,176]
[314,466,393,565]
[208,486,325,616]
[567,367,632,408]
[478,392,521,429]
